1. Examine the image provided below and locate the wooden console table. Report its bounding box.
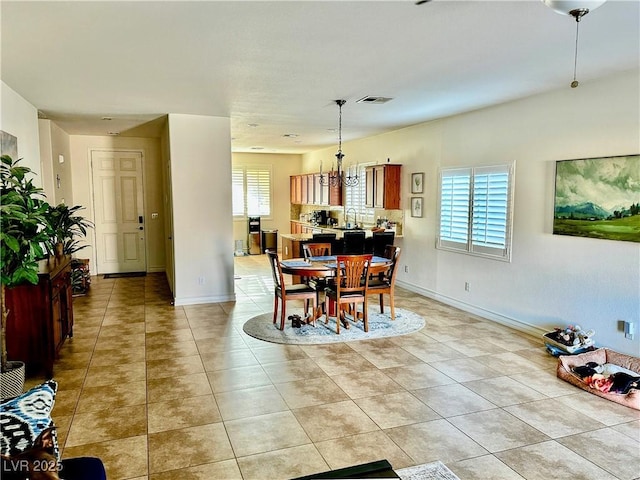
[4,255,74,376]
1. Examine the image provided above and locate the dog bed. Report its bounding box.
[557,348,640,410]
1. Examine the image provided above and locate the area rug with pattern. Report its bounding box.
[242,307,425,345]
[397,461,460,480]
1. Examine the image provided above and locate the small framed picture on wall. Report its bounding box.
[411,197,423,218]
[411,172,424,194]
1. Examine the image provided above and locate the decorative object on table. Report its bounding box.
[411,197,423,218]
[543,324,595,356]
[43,203,93,258]
[556,348,640,410]
[411,172,424,194]
[541,0,607,88]
[553,154,639,243]
[43,203,93,296]
[243,307,425,345]
[0,156,50,399]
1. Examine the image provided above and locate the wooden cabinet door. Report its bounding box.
[301,175,308,204]
[290,176,296,204]
[374,166,385,208]
[382,164,401,210]
[365,167,375,208]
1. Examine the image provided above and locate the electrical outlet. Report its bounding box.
[464,282,470,292]
[198,276,205,285]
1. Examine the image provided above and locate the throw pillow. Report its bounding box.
[0,380,60,464]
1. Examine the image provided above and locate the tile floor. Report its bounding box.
[26,254,640,480]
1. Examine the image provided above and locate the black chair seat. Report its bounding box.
[367,278,391,289]
[282,284,316,294]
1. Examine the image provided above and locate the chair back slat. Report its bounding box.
[336,254,372,293]
[302,242,332,259]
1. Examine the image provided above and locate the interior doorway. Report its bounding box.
[90,149,147,274]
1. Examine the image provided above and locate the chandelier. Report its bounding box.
[319,100,359,188]
[541,0,607,88]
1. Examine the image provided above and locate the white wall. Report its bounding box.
[303,71,640,356]
[168,114,235,305]
[0,82,41,177]
[39,119,73,205]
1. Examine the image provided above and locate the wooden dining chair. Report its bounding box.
[342,230,366,254]
[302,242,332,259]
[301,242,333,308]
[367,245,401,320]
[372,231,395,257]
[324,254,372,333]
[266,250,317,329]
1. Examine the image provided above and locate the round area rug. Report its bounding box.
[242,307,425,345]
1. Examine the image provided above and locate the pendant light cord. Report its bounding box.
[572,17,581,87]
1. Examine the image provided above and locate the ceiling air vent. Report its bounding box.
[356,96,393,104]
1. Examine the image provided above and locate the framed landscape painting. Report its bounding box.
[553,154,639,243]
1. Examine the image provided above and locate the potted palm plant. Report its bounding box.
[0,155,51,399]
[44,203,94,294]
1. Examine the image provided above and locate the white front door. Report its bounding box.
[91,150,147,274]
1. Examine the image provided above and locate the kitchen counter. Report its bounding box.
[288,221,401,238]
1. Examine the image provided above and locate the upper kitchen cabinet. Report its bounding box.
[313,174,330,206]
[290,175,302,204]
[365,164,401,209]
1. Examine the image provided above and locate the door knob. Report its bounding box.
[139,226,144,230]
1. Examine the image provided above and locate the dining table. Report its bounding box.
[279,255,393,327]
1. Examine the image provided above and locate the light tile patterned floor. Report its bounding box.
[26,254,640,480]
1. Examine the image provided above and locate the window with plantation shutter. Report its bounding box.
[345,163,374,224]
[232,166,272,218]
[437,163,514,261]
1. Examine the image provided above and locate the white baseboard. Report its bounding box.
[147,266,165,273]
[173,294,236,306]
[395,279,548,338]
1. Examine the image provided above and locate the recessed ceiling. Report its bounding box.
[2,0,638,154]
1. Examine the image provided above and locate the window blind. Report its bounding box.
[345,164,374,224]
[438,163,513,261]
[232,166,272,218]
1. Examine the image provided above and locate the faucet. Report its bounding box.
[346,207,357,228]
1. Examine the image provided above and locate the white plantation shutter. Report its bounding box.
[246,168,271,216]
[438,163,514,261]
[439,168,471,250]
[471,165,510,257]
[345,164,374,224]
[232,168,245,216]
[233,166,272,217]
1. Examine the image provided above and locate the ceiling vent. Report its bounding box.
[356,96,393,104]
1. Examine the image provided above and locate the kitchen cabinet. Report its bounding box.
[4,255,74,376]
[290,175,303,204]
[365,164,401,210]
[313,174,329,206]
